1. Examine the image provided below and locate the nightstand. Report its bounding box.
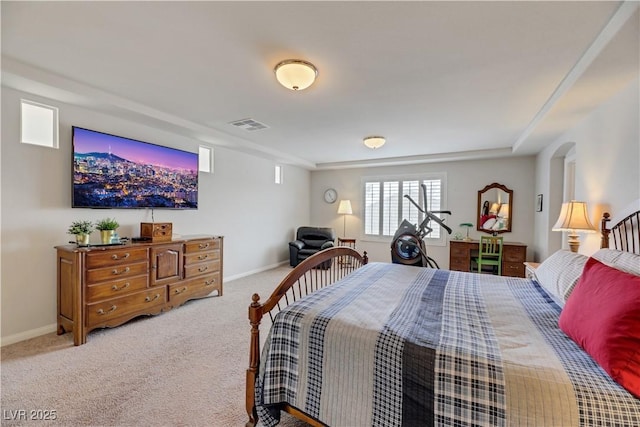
[337,238,357,268]
[337,238,356,249]
[524,262,540,280]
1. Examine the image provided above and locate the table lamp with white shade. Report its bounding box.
[552,200,596,253]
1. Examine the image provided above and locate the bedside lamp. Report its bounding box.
[337,200,353,237]
[552,201,596,253]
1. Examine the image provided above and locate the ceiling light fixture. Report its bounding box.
[363,136,386,149]
[274,59,318,91]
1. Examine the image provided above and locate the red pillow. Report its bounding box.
[559,257,640,398]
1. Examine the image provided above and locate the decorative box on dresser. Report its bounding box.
[449,240,527,278]
[56,235,223,345]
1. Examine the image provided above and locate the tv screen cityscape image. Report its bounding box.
[72,127,198,209]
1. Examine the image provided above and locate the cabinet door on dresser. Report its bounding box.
[149,243,184,287]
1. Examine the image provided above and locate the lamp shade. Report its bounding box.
[337,200,353,215]
[363,136,386,149]
[274,60,318,91]
[552,201,596,232]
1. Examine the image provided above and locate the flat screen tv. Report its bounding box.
[72,126,198,209]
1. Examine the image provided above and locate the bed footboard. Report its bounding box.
[246,247,368,427]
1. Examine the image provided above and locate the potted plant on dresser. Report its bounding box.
[95,218,119,244]
[67,220,94,245]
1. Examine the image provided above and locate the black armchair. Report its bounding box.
[289,227,336,267]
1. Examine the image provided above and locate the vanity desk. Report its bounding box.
[449,240,527,278]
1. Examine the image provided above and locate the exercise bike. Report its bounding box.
[390,184,452,268]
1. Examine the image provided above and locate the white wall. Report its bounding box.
[310,156,536,267]
[1,87,310,344]
[533,79,640,260]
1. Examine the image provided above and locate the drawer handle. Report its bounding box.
[174,287,188,295]
[112,267,130,275]
[97,305,117,315]
[197,254,209,260]
[205,279,216,286]
[198,243,210,250]
[111,253,130,260]
[145,293,161,303]
[111,282,130,291]
[198,266,209,272]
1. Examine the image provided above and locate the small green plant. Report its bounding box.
[95,218,119,231]
[67,220,94,235]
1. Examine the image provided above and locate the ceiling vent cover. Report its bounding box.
[229,118,269,132]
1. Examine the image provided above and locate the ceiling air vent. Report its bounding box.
[229,118,269,132]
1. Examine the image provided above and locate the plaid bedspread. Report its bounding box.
[256,262,640,426]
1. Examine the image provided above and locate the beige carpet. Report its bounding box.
[1,266,308,427]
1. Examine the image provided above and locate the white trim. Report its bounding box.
[512,1,639,152]
[1,323,58,347]
[224,260,288,282]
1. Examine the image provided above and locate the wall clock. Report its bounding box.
[323,188,338,204]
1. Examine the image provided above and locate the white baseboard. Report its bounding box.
[1,262,289,347]
[225,260,288,282]
[1,323,57,347]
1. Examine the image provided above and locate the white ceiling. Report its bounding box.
[2,1,638,170]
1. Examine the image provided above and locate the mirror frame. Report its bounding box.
[477,182,513,234]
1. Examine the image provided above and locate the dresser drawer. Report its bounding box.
[168,272,221,306]
[450,244,469,258]
[449,258,469,272]
[184,259,220,278]
[502,262,525,277]
[86,247,148,268]
[503,246,526,263]
[86,275,148,302]
[86,287,166,326]
[86,261,148,284]
[184,239,220,254]
[184,250,220,265]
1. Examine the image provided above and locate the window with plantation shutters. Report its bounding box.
[363,173,446,244]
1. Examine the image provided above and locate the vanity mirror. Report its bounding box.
[477,183,513,234]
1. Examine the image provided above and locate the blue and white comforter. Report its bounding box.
[256,262,640,426]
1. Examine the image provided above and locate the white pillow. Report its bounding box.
[535,250,588,305]
[592,248,640,276]
[482,218,497,229]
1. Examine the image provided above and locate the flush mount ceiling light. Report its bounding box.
[274,59,318,91]
[363,136,386,149]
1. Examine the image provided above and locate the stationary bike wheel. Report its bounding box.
[392,234,423,264]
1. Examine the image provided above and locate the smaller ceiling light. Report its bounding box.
[274,60,318,91]
[363,136,386,149]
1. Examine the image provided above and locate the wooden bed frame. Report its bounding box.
[600,206,640,253]
[245,246,368,427]
[246,203,639,427]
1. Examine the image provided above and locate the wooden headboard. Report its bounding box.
[600,200,640,254]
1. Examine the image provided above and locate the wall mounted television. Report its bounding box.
[72,126,198,209]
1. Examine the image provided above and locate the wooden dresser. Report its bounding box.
[449,239,527,277]
[56,235,223,345]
